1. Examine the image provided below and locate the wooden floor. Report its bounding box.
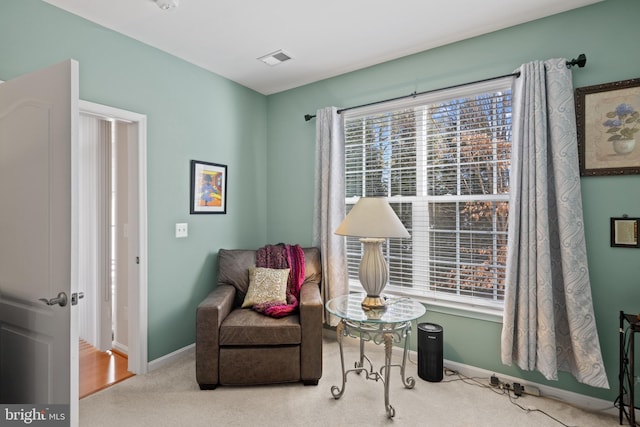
[80,340,135,399]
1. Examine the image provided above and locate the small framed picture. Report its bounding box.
[190,160,227,214]
[575,78,640,176]
[610,217,640,248]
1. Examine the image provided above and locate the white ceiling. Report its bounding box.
[42,0,602,95]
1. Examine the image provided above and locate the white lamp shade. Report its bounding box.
[335,197,410,239]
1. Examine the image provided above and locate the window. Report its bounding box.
[343,78,513,312]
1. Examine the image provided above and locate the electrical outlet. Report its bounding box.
[490,374,500,386]
[175,223,188,238]
[523,385,540,396]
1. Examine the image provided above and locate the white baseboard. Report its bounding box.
[148,343,195,372]
[398,347,616,417]
[112,341,128,355]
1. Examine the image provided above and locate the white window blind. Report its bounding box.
[343,78,513,312]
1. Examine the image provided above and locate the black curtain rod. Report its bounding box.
[304,53,587,121]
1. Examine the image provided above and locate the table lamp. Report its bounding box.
[335,197,410,310]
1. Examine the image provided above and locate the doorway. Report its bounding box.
[78,101,148,381]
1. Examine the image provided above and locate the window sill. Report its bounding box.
[348,283,504,324]
[415,296,504,323]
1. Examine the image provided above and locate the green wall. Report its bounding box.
[2,0,639,405]
[0,0,268,360]
[267,0,640,402]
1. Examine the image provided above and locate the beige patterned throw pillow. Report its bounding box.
[241,267,290,308]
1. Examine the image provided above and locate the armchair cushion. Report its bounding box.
[220,310,301,346]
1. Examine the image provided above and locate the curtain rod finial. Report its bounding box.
[567,53,587,68]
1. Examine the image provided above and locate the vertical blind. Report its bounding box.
[78,114,112,347]
[343,77,514,310]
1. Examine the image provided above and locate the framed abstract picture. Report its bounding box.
[190,160,227,214]
[575,78,640,176]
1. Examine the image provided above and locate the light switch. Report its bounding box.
[175,223,188,238]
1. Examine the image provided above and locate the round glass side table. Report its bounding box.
[326,293,426,418]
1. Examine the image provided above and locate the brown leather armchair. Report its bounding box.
[196,247,323,389]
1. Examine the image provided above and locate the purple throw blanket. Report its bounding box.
[253,244,305,318]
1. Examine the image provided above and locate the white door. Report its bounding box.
[0,60,79,425]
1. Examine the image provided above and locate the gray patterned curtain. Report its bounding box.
[312,107,348,325]
[500,58,609,388]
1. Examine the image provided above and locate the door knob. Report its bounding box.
[39,292,68,307]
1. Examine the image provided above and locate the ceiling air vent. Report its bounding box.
[258,50,293,66]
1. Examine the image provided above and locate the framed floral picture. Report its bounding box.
[575,78,640,176]
[190,160,227,214]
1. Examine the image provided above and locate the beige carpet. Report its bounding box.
[80,334,619,427]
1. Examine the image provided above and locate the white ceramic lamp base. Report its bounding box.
[358,238,389,310]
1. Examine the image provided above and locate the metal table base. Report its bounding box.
[330,318,416,418]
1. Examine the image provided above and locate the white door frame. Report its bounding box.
[79,100,148,375]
